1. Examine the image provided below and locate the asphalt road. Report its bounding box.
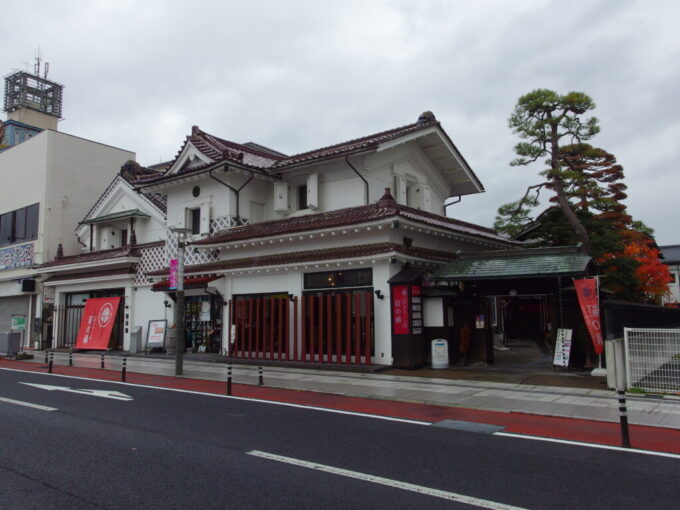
[1,368,679,510]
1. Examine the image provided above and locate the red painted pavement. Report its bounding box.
[2,358,679,455]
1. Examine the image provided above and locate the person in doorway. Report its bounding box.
[459,323,472,365]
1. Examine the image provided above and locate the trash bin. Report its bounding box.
[129,326,143,353]
[431,339,449,369]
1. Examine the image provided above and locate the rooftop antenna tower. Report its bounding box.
[3,52,64,131]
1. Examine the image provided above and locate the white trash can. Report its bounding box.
[431,339,449,369]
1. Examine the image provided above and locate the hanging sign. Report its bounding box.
[574,277,604,354]
[75,297,121,350]
[169,259,179,290]
[392,285,410,335]
[553,328,573,367]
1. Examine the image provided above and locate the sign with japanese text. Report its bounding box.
[75,297,121,350]
[146,320,167,348]
[574,278,604,354]
[392,285,410,335]
[169,259,179,290]
[553,328,573,367]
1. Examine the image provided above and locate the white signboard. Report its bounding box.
[146,319,167,349]
[553,328,573,368]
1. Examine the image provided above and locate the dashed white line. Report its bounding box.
[247,450,528,510]
[0,395,57,412]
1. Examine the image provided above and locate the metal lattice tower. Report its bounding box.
[3,70,64,119]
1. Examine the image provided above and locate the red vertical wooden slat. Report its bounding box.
[318,294,324,362]
[301,295,306,361]
[255,297,261,359]
[284,297,290,360]
[309,295,315,362]
[364,291,372,365]
[345,293,351,364]
[268,297,274,360]
[354,293,361,365]
[335,294,342,363]
[293,297,298,361]
[227,299,232,357]
[325,294,332,363]
[278,297,284,360]
[236,299,246,358]
[247,298,254,358]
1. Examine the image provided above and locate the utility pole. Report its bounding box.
[170,227,192,376]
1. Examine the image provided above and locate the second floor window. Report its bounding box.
[0,203,39,246]
[298,185,308,210]
[190,208,201,235]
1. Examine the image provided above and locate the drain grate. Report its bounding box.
[432,419,505,434]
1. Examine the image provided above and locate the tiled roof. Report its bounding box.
[431,246,592,280]
[152,276,221,292]
[272,114,439,167]
[191,190,512,247]
[148,242,456,276]
[43,267,136,283]
[40,245,142,269]
[660,245,680,264]
[137,113,443,186]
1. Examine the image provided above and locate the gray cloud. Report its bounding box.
[2,0,678,243]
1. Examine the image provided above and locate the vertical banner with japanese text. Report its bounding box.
[573,277,604,354]
[74,297,121,350]
[169,259,179,290]
[391,285,410,335]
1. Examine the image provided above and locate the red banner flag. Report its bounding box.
[573,278,604,354]
[74,297,121,350]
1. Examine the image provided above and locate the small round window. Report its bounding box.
[192,186,200,198]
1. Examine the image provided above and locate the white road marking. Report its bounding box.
[0,367,426,425]
[247,450,528,510]
[494,432,680,460]
[20,383,133,401]
[0,395,57,411]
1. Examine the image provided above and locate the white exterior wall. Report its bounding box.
[132,286,171,351]
[663,264,680,304]
[43,131,135,261]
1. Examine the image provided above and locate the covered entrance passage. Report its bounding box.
[425,246,594,368]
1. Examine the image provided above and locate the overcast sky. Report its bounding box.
[2,0,678,244]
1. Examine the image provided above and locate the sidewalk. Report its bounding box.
[8,351,680,431]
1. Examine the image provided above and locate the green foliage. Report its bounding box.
[493,195,539,238]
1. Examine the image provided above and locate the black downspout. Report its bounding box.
[345,155,369,205]
[444,196,462,214]
[210,167,254,226]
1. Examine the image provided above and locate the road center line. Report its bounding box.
[494,432,680,460]
[247,450,528,510]
[0,395,57,412]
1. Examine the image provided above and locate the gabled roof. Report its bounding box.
[191,189,515,247]
[80,209,150,225]
[431,246,592,280]
[136,112,484,196]
[660,245,680,265]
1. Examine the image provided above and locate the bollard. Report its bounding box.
[48,351,53,374]
[69,349,73,367]
[121,357,127,382]
[227,364,232,396]
[44,350,48,364]
[100,353,105,369]
[258,366,263,386]
[613,338,632,448]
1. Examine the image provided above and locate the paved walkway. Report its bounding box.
[11,351,680,431]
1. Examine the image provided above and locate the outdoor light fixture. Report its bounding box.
[374,289,385,300]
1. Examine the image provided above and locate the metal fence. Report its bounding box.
[624,327,680,392]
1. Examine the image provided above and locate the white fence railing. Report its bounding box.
[624,327,680,392]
